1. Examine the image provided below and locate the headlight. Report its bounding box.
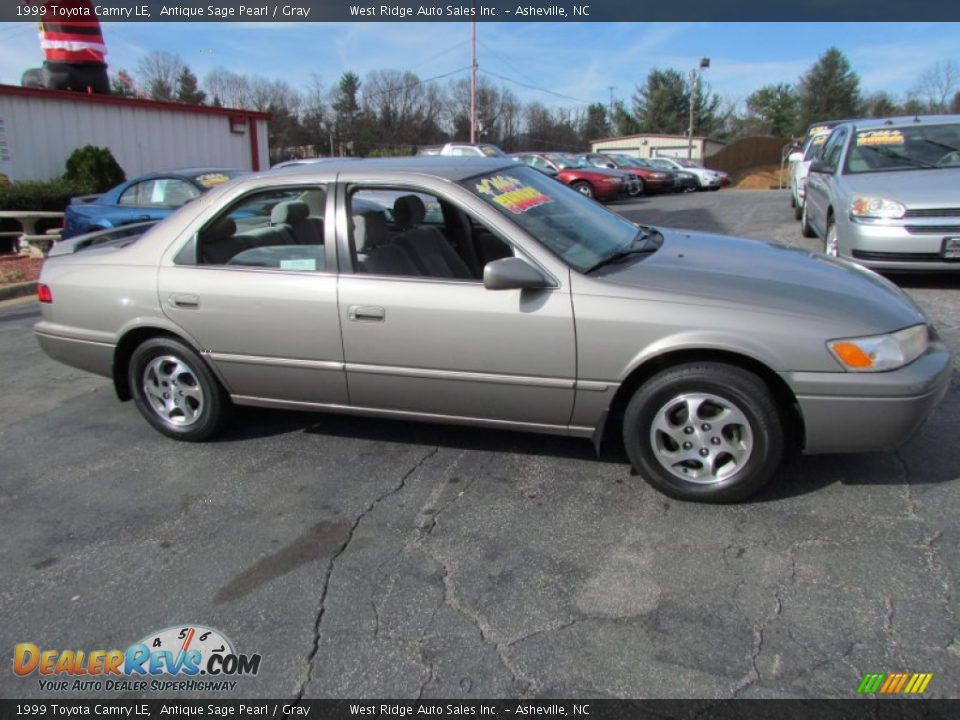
[850,196,906,220]
[605,176,623,184]
[651,173,668,179]
[827,324,929,372]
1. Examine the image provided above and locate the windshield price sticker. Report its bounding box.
[476,175,552,214]
[857,130,905,147]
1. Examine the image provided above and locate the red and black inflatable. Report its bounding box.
[20,0,109,94]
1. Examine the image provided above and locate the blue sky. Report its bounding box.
[0,22,957,108]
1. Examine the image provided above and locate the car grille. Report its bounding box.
[852,249,953,262]
[904,207,960,218]
[905,224,960,235]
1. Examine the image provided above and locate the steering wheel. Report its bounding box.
[937,150,960,167]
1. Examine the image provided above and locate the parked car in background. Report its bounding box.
[416,142,513,158]
[513,152,640,199]
[629,157,701,192]
[35,158,951,503]
[788,129,831,219]
[63,168,248,239]
[803,115,960,271]
[582,153,676,194]
[645,157,725,190]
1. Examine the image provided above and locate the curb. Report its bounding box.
[0,281,37,302]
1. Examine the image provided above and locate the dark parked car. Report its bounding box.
[63,168,248,239]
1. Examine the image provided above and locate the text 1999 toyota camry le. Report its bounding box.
[35,158,952,502]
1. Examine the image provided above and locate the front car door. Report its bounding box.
[805,127,849,236]
[333,171,577,432]
[158,178,348,407]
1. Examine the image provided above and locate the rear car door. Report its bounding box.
[158,182,348,406]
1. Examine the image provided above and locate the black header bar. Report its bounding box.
[3,0,960,23]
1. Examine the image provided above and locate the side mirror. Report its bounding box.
[483,257,552,291]
[809,158,833,175]
[787,152,803,164]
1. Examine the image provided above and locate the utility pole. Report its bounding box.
[608,86,615,133]
[470,10,477,143]
[688,57,710,160]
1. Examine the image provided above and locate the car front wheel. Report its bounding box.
[571,181,594,198]
[129,337,229,441]
[622,363,784,503]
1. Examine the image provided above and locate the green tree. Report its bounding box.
[581,103,610,142]
[611,99,640,136]
[863,91,898,118]
[176,68,206,104]
[331,71,362,154]
[632,68,689,134]
[797,47,862,128]
[745,83,798,137]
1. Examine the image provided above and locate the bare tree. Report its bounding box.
[203,67,251,108]
[136,50,185,101]
[913,60,959,112]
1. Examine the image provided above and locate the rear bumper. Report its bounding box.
[35,327,114,379]
[783,341,953,453]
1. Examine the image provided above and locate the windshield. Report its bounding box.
[464,166,642,273]
[647,159,674,170]
[845,122,960,173]
[803,133,829,161]
[547,154,591,169]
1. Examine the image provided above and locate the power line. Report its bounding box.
[478,68,593,105]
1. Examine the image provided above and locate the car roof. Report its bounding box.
[838,115,960,132]
[267,156,516,181]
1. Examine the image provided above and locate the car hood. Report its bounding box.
[593,229,925,334]
[840,168,960,207]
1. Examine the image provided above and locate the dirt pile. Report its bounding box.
[730,164,789,190]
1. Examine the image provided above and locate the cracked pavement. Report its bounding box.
[1,190,958,700]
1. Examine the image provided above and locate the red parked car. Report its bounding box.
[583,152,683,194]
[511,152,640,200]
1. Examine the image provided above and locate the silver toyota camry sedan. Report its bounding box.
[35,158,952,502]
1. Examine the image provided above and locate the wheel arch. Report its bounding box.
[112,324,224,401]
[594,347,804,455]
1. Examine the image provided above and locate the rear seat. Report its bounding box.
[352,210,420,277]
[271,200,324,245]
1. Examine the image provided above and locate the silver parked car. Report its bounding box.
[803,115,960,270]
[34,158,951,502]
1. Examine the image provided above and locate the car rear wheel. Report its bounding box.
[129,337,229,441]
[622,363,784,503]
[800,200,817,238]
[634,178,644,196]
[824,220,839,257]
[571,181,594,199]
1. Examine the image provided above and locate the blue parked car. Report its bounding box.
[63,168,248,239]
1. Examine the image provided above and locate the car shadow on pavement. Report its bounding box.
[224,405,629,464]
[884,272,960,290]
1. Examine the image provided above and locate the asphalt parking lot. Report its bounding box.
[1,189,958,700]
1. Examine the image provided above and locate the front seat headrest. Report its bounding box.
[199,216,236,242]
[393,195,427,229]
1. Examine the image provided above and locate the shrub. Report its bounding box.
[63,145,126,194]
[0,179,86,213]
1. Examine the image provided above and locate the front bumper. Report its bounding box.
[782,341,953,453]
[841,217,960,271]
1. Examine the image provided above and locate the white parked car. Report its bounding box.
[788,131,831,219]
[645,158,725,190]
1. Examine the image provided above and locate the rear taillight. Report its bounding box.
[37,284,52,303]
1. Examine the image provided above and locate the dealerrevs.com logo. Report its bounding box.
[13,625,262,693]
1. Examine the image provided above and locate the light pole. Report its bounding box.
[687,57,710,160]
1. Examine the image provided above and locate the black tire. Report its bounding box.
[622,362,784,503]
[790,193,796,208]
[635,178,644,196]
[800,201,817,238]
[793,202,803,221]
[129,337,229,441]
[571,181,594,199]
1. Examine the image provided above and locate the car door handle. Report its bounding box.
[171,294,200,309]
[348,305,385,322]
